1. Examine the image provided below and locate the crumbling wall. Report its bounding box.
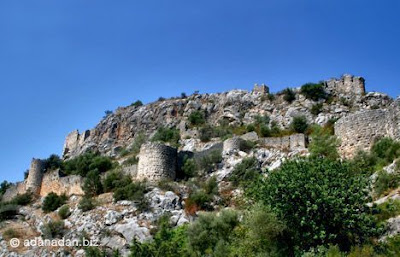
[334,101,400,158]
[1,182,26,202]
[137,143,177,182]
[325,74,365,97]
[262,134,306,150]
[39,170,84,197]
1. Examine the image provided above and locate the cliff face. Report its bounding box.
[62,74,392,159]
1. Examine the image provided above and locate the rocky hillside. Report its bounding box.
[1,74,400,257]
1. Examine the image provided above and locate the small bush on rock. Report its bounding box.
[300,83,327,101]
[290,116,308,133]
[42,220,65,239]
[151,127,180,146]
[42,192,67,213]
[58,205,71,219]
[79,196,96,212]
[189,110,206,126]
[282,88,296,103]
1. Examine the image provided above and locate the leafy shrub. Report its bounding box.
[229,204,288,257]
[182,157,198,178]
[290,116,308,133]
[199,125,232,142]
[375,199,400,222]
[130,100,143,107]
[197,150,222,173]
[158,97,166,101]
[185,177,218,213]
[113,181,149,203]
[374,170,400,197]
[83,170,103,197]
[42,192,67,213]
[187,210,239,256]
[85,247,107,257]
[58,205,71,219]
[42,220,65,239]
[103,170,132,192]
[79,196,95,212]
[151,127,180,146]
[310,103,323,115]
[300,83,327,101]
[249,158,380,252]
[0,181,12,196]
[10,193,33,206]
[371,137,400,165]
[122,156,138,166]
[282,88,296,103]
[189,110,206,126]
[63,152,114,177]
[309,125,339,160]
[157,179,177,192]
[229,157,261,188]
[43,154,63,171]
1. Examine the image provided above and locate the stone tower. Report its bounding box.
[252,83,270,95]
[325,74,365,97]
[26,158,44,194]
[137,142,177,182]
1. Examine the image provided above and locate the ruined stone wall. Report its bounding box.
[63,130,92,159]
[262,134,306,150]
[223,137,246,154]
[137,143,177,182]
[26,159,44,194]
[252,84,269,95]
[39,170,84,197]
[1,182,26,202]
[325,74,365,97]
[334,106,400,158]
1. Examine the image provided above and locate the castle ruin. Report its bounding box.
[335,99,400,158]
[137,142,177,182]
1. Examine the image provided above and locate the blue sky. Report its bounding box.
[0,0,399,182]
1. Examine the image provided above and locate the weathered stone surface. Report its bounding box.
[223,137,246,154]
[137,143,177,182]
[39,170,84,197]
[335,101,400,158]
[26,158,44,194]
[262,134,306,150]
[252,83,269,95]
[325,74,365,97]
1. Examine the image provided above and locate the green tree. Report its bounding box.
[83,170,103,197]
[300,83,327,101]
[42,192,67,213]
[189,110,206,126]
[290,116,308,133]
[309,125,340,160]
[283,88,296,103]
[249,158,380,252]
[229,157,261,188]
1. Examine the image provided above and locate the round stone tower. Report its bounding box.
[26,158,45,194]
[137,142,177,182]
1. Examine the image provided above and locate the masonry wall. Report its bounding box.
[334,104,400,158]
[39,170,84,197]
[25,159,44,194]
[1,182,26,202]
[137,143,177,182]
[262,134,306,150]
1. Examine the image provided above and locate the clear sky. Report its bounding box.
[0,0,399,183]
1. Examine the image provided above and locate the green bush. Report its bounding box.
[374,170,400,197]
[182,157,198,178]
[187,210,239,256]
[310,103,323,115]
[300,83,327,101]
[309,125,339,160]
[58,205,71,219]
[197,150,222,173]
[199,125,232,142]
[83,170,103,197]
[130,100,143,107]
[113,181,149,203]
[42,192,67,213]
[189,110,206,126]
[10,193,33,206]
[185,177,218,213]
[151,127,180,146]
[103,170,132,192]
[43,154,63,171]
[63,152,114,177]
[229,157,261,188]
[85,247,107,257]
[79,196,96,212]
[375,199,400,222]
[229,204,288,257]
[249,158,381,252]
[42,220,65,239]
[2,228,19,240]
[290,116,308,133]
[0,181,12,196]
[371,137,400,165]
[282,88,296,103]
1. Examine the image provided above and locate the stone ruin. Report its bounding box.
[324,74,365,97]
[335,99,400,158]
[252,83,269,95]
[2,158,84,202]
[137,142,177,182]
